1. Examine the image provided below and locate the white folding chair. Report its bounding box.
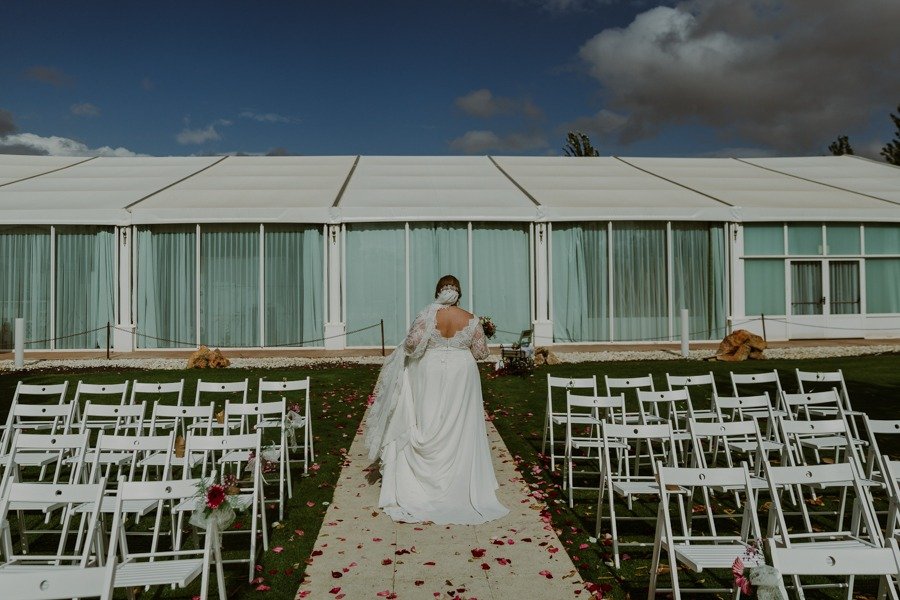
[597,422,678,568]
[729,370,786,415]
[542,375,597,471]
[106,478,226,600]
[796,368,865,441]
[224,399,290,520]
[0,403,76,482]
[563,392,625,507]
[258,377,315,471]
[0,478,107,572]
[665,372,719,421]
[142,404,214,474]
[74,403,145,468]
[192,379,249,431]
[604,374,655,425]
[767,538,900,600]
[130,379,185,431]
[781,393,866,466]
[648,463,764,599]
[0,564,114,600]
[179,432,266,582]
[71,382,130,429]
[0,382,70,452]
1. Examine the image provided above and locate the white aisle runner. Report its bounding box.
[295,414,587,599]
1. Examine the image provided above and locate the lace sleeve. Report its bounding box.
[403,311,429,355]
[470,321,490,360]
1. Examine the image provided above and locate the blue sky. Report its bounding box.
[1,0,898,158]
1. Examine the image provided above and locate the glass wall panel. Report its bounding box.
[551,222,608,342]
[829,261,860,315]
[265,225,324,346]
[136,226,196,348]
[200,225,259,347]
[788,224,823,255]
[744,259,785,315]
[472,223,530,344]
[790,261,823,315]
[744,224,784,255]
[0,226,51,349]
[826,224,860,255]
[612,222,667,341]
[56,226,115,348]
[409,223,468,311]
[346,224,405,346]
[866,259,900,313]
[673,223,726,340]
[865,224,900,254]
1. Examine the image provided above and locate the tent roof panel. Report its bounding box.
[0,155,91,186]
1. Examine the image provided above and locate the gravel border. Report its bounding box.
[1,344,897,373]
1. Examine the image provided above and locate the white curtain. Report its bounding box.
[472,223,530,344]
[200,225,259,347]
[265,225,323,346]
[346,224,405,346]
[0,226,51,349]
[551,222,608,342]
[56,226,115,349]
[673,224,726,340]
[829,261,859,315]
[612,222,667,341]
[136,225,196,348]
[409,223,468,311]
[790,261,823,315]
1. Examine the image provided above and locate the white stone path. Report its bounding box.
[296,416,587,599]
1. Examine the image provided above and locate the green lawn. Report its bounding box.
[2,352,899,598]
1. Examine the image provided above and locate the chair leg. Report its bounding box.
[648,505,663,598]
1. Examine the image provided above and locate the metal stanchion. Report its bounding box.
[380,319,385,357]
[680,309,689,357]
[106,321,111,360]
[14,317,24,368]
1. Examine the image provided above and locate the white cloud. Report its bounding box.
[70,102,100,117]
[176,119,232,145]
[239,110,298,124]
[449,129,547,153]
[564,109,627,140]
[577,0,900,153]
[0,132,141,156]
[455,89,542,120]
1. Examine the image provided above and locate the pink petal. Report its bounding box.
[272,546,284,554]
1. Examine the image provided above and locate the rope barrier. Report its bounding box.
[114,322,383,349]
[24,326,107,346]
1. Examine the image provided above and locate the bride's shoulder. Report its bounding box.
[448,306,475,321]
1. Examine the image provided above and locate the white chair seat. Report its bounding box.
[219,449,252,464]
[727,440,781,453]
[115,557,204,588]
[67,451,132,466]
[551,414,601,426]
[140,452,201,467]
[7,500,66,513]
[0,452,61,467]
[798,435,862,449]
[75,496,159,515]
[612,480,660,496]
[572,439,627,450]
[666,542,766,572]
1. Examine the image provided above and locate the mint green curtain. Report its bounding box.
[866,259,900,313]
[472,223,530,344]
[788,224,823,255]
[826,224,860,255]
[865,224,900,254]
[200,226,259,347]
[551,222,608,342]
[744,259,785,315]
[265,225,323,346]
[346,224,405,346]
[612,222,667,341]
[409,223,468,311]
[790,261,823,315]
[0,226,51,349]
[744,224,784,255]
[673,224,727,340]
[56,226,115,349]
[135,225,196,348]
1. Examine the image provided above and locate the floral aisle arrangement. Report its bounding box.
[190,476,251,531]
[732,544,787,599]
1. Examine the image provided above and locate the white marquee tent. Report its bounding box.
[1,153,898,351]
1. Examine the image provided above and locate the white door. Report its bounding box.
[788,260,861,339]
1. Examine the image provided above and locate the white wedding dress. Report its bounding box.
[365,292,509,525]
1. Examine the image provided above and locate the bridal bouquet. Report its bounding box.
[479,316,497,339]
[190,477,250,531]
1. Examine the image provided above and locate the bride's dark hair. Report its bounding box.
[434,274,461,301]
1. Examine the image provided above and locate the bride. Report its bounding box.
[365,275,509,525]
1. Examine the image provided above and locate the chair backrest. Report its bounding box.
[258,377,310,394]
[73,381,130,404]
[766,537,900,577]
[636,388,693,425]
[184,431,262,480]
[130,379,185,405]
[781,389,843,420]
[547,375,597,415]
[2,431,90,487]
[687,418,764,469]
[601,422,678,475]
[0,394,74,457]
[712,392,775,422]
[0,566,113,600]
[194,379,249,406]
[88,431,175,484]
[79,401,145,435]
[796,368,849,398]
[665,372,717,395]
[566,392,625,422]
[604,374,655,394]
[149,402,214,437]
[729,370,783,397]
[13,381,70,403]
[225,399,286,435]
[258,377,311,413]
[777,415,858,467]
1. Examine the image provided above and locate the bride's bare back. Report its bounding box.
[435,305,474,339]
